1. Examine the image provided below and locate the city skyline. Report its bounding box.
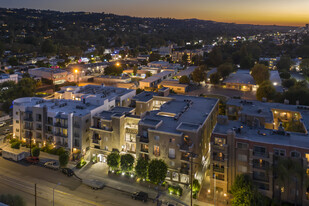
[1,0,309,26]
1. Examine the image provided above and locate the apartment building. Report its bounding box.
[139,71,175,90]
[134,90,219,184]
[171,49,203,63]
[54,84,136,107]
[13,97,107,155]
[28,67,70,84]
[90,107,140,162]
[209,99,309,205]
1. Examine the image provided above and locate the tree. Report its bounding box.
[251,64,270,85]
[179,75,190,84]
[274,158,304,205]
[133,66,138,75]
[182,53,188,65]
[32,147,40,157]
[148,159,167,184]
[59,151,69,168]
[120,154,134,172]
[135,158,149,179]
[41,39,56,55]
[145,71,152,78]
[192,67,205,84]
[209,73,220,84]
[256,80,277,101]
[149,53,161,62]
[282,78,296,88]
[0,194,25,206]
[279,71,291,79]
[300,58,309,76]
[8,57,18,66]
[107,152,120,170]
[276,55,291,71]
[231,174,265,206]
[192,179,201,194]
[217,63,233,78]
[208,47,223,67]
[191,55,203,66]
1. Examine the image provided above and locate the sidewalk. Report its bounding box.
[74,162,213,206]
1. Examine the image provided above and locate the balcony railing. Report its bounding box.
[92,139,100,144]
[253,163,269,170]
[253,152,269,158]
[213,156,225,162]
[141,148,148,153]
[212,144,225,151]
[180,167,189,175]
[213,166,224,173]
[181,155,190,161]
[139,136,149,143]
[253,174,269,182]
[54,122,68,128]
[24,117,33,121]
[55,133,68,138]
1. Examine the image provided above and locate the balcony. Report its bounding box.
[212,144,225,151]
[253,174,269,182]
[73,123,80,128]
[213,156,225,162]
[55,133,68,138]
[92,139,100,144]
[181,155,190,161]
[213,166,224,173]
[24,117,33,122]
[180,167,189,175]
[253,163,269,170]
[179,142,194,152]
[46,130,53,135]
[139,136,149,143]
[24,125,33,130]
[91,126,113,132]
[54,122,68,128]
[253,152,269,158]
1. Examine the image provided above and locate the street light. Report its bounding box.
[115,62,120,67]
[53,182,61,206]
[74,69,79,85]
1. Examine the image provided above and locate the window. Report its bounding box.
[141,144,149,153]
[85,119,89,123]
[291,151,301,158]
[47,117,53,125]
[169,148,176,159]
[170,161,175,167]
[238,154,247,162]
[36,114,42,121]
[104,137,108,142]
[16,128,19,132]
[142,130,148,138]
[104,146,108,151]
[154,136,160,141]
[16,120,19,124]
[16,112,18,115]
[154,145,160,157]
[274,148,286,156]
[237,165,247,173]
[237,142,248,149]
[253,146,267,157]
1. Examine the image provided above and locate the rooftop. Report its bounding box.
[94,106,135,120]
[14,97,99,116]
[29,67,67,74]
[223,70,255,85]
[139,94,218,134]
[176,66,197,77]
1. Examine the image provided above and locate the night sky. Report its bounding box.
[1,0,309,26]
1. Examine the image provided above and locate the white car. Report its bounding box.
[0,122,5,127]
[44,161,59,170]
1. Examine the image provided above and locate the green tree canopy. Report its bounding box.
[59,151,69,168]
[0,194,25,206]
[192,67,205,84]
[148,159,167,184]
[179,75,190,84]
[209,73,221,84]
[135,158,149,179]
[251,64,270,85]
[145,71,152,78]
[41,39,56,55]
[282,78,296,88]
[120,154,134,172]
[279,71,291,79]
[256,80,277,101]
[149,53,161,62]
[107,152,120,170]
[208,47,223,67]
[300,58,309,76]
[276,55,292,71]
[217,63,234,78]
[32,147,40,157]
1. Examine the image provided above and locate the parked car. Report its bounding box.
[60,168,74,177]
[82,179,105,190]
[44,161,59,170]
[131,191,148,202]
[0,122,6,127]
[26,156,39,164]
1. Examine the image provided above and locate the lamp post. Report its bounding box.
[74,69,79,85]
[53,182,61,206]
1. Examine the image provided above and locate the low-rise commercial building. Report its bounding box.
[28,67,71,84]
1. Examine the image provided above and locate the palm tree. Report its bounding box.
[273,157,304,206]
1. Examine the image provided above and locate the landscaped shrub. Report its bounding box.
[76,158,86,169]
[168,185,183,196]
[11,141,20,149]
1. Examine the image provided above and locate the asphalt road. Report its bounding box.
[0,157,156,206]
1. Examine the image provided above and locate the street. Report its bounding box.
[0,157,156,206]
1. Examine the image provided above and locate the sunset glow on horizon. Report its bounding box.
[1,0,309,26]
